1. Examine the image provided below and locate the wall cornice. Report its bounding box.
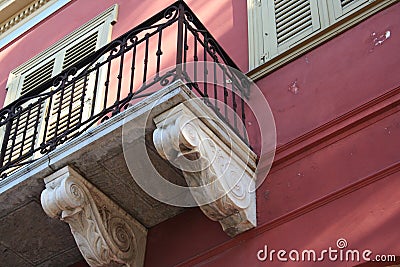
[0,0,52,35]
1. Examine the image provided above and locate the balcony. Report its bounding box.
[0,1,257,266]
[0,1,251,178]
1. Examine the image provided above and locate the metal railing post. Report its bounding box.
[0,119,12,170]
[175,2,185,78]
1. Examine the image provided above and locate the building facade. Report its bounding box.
[0,0,399,266]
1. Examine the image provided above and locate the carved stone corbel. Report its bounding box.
[153,103,257,237]
[40,166,147,267]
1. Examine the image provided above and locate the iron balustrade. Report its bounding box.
[0,1,250,178]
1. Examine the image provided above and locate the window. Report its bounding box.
[1,5,118,168]
[247,0,396,73]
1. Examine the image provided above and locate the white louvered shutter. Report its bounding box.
[1,5,117,176]
[45,31,99,141]
[19,59,55,96]
[260,0,322,63]
[330,0,370,21]
[2,58,56,167]
[3,102,44,169]
[3,31,100,162]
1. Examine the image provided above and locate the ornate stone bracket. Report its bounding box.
[153,103,257,237]
[40,166,147,267]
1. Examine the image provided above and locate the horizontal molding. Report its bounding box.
[0,0,71,50]
[247,0,398,81]
[177,85,400,265]
[177,161,400,266]
[174,80,400,267]
[254,85,400,174]
[0,0,52,35]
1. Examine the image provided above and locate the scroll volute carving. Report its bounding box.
[153,104,257,237]
[41,166,147,267]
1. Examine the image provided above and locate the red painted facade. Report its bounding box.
[146,3,400,266]
[1,0,399,266]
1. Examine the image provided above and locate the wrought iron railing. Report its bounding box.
[0,1,250,178]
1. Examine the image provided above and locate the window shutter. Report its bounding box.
[62,31,98,70]
[46,77,88,140]
[260,0,321,63]
[20,59,55,96]
[248,0,391,70]
[330,0,370,20]
[2,58,57,167]
[3,102,43,169]
[1,5,117,175]
[274,0,321,52]
[3,30,100,162]
[45,31,99,141]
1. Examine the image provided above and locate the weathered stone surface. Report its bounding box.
[0,201,77,266]
[0,242,33,267]
[37,247,85,267]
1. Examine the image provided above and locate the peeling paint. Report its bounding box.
[370,30,391,52]
[288,80,299,95]
[384,126,392,135]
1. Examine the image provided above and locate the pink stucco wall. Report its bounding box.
[145,3,400,266]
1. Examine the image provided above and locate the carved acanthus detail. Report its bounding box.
[41,166,147,267]
[153,104,257,237]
